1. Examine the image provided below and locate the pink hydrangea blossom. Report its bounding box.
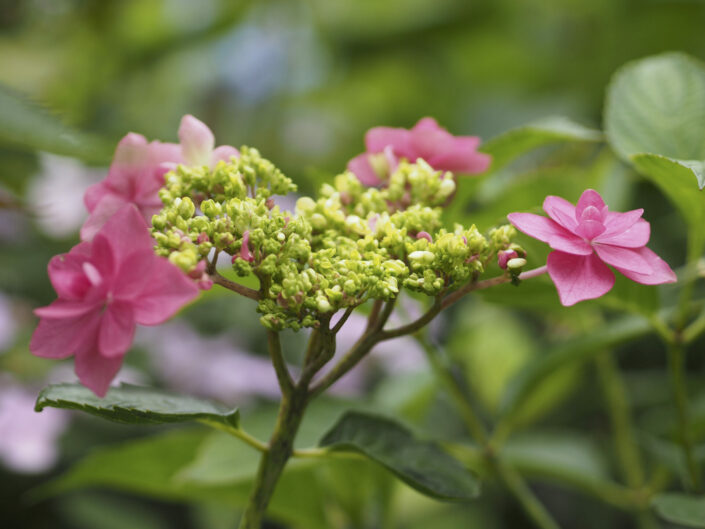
[81,133,181,241]
[348,117,492,186]
[178,114,239,167]
[81,115,237,241]
[507,189,677,306]
[31,205,200,396]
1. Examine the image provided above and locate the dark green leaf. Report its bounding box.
[35,383,239,428]
[319,411,480,501]
[0,84,112,163]
[652,492,705,528]
[499,316,652,419]
[481,116,603,172]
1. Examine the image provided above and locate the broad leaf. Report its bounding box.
[631,153,705,257]
[35,383,239,428]
[319,411,480,501]
[605,53,705,255]
[480,116,603,172]
[499,316,652,419]
[652,493,705,528]
[0,85,112,163]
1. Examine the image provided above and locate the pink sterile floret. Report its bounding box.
[347,117,492,186]
[81,115,238,241]
[507,189,676,306]
[31,205,199,397]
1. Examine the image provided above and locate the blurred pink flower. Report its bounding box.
[81,133,181,241]
[508,189,676,306]
[348,117,491,186]
[30,205,199,396]
[0,380,67,473]
[81,115,237,241]
[178,114,239,167]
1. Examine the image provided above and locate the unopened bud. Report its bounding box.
[506,257,527,271]
[498,250,518,270]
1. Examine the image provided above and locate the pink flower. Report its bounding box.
[507,189,677,306]
[81,115,238,241]
[178,114,239,167]
[81,133,181,241]
[30,205,200,396]
[497,250,518,270]
[348,117,491,186]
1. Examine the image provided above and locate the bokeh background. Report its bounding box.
[2,1,705,528]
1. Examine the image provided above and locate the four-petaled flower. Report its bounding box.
[348,117,491,186]
[31,205,199,396]
[81,115,237,241]
[508,189,677,306]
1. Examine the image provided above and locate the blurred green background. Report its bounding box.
[2,1,705,528]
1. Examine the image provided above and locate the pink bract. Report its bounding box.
[81,115,238,241]
[31,205,200,397]
[347,117,491,186]
[507,189,676,306]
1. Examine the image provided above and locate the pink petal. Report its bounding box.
[90,234,116,280]
[429,137,491,174]
[365,126,411,156]
[34,300,98,319]
[240,230,255,262]
[210,145,239,165]
[84,181,108,212]
[542,195,578,232]
[348,153,382,187]
[130,258,199,325]
[595,213,649,248]
[575,189,607,220]
[112,249,156,301]
[148,141,182,166]
[74,333,123,398]
[507,213,592,255]
[47,244,92,300]
[98,301,136,358]
[409,127,455,163]
[547,251,615,306]
[593,244,653,274]
[80,193,128,242]
[575,219,606,240]
[179,115,214,166]
[105,133,150,194]
[30,308,102,359]
[412,117,443,132]
[601,219,651,248]
[99,205,154,263]
[613,247,677,285]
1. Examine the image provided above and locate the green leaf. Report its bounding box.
[631,153,705,256]
[319,411,480,501]
[605,53,705,171]
[652,492,705,528]
[35,383,239,428]
[605,52,705,255]
[499,316,652,419]
[0,84,112,163]
[480,116,603,172]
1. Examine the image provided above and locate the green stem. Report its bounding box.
[494,461,561,529]
[667,341,701,491]
[595,352,644,489]
[237,384,309,529]
[416,334,561,529]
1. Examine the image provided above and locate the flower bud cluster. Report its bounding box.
[152,150,519,331]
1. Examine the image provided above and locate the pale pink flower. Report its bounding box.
[30,205,200,397]
[81,133,181,241]
[508,189,676,306]
[81,115,237,241]
[348,117,491,186]
[178,114,239,167]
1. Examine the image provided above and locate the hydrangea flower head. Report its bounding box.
[31,205,199,396]
[348,117,492,186]
[508,189,676,306]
